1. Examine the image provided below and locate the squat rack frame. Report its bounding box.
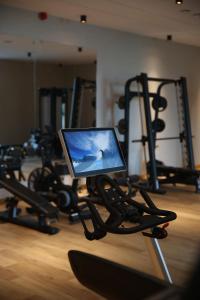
[122,73,199,193]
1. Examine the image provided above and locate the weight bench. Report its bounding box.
[156,165,200,192]
[0,177,59,234]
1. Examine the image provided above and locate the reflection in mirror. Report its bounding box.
[0,34,96,146]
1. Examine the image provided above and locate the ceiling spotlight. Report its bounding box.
[176,0,183,4]
[80,15,87,23]
[78,47,83,52]
[166,35,173,41]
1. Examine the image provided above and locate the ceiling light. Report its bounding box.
[180,9,190,13]
[4,40,13,44]
[176,0,183,5]
[166,35,173,41]
[80,15,87,23]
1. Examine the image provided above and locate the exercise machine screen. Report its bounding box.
[59,128,126,178]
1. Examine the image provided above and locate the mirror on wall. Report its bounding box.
[0,34,97,146]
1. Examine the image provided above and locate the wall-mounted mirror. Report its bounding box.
[0,34,97,145]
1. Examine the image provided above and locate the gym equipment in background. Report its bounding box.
[28,128,91,223]
[39,78,96,135]
[59,127,177,290]
[69,77,96,128]
[0,159,59,234]
[117,73,200,193]
[39,78,95,152]
[39,88,68,132]
[0,144,25,181]
[23,128,41,156]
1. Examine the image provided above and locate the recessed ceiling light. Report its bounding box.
[4,40,13,44]
[166,34,173,41]
[80,15,87,23]
[176,0,183,4]
[180,9,191,13]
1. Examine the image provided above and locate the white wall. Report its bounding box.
[1,5,200,172]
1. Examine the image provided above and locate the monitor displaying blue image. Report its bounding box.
[59,128,126,178]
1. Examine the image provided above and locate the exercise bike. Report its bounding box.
[58,127,178,299]
[27,132,90,222]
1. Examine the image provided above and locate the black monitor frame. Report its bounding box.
[59,128,126,178]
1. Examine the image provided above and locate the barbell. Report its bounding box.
[131,134,187,144]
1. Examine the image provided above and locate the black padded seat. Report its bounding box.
[68,250,171,300]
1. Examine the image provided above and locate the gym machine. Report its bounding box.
[0,144,25,181]
[69,77,96,128]
[39,88,68,132]
[23,128,41,157]
[0,159,59,234]
[27,128,91,223]
[59,127,178,299]
[117,73,200,193]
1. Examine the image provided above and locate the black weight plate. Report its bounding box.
[118,119,126,134]
[152,95,167,112]
[152,118,165,133]
[118,96,125,109]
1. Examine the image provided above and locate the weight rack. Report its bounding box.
[117,73,200,193]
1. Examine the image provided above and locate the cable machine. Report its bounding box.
[117,73,200,193]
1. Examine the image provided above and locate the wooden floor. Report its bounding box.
[0,159,200,299]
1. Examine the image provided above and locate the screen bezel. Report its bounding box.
[59,127,127,178]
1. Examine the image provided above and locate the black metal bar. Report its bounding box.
[69,77,81,128]
[132,136,181,143]
[128,91,157,100]
[61,89,68,129]
[51,88,57,131]
[39,89,42,130]
[148,77,178,83]
[179,77,195,169]
[156,81,177,96]
[140,73,159,191]
[124,76,138,164]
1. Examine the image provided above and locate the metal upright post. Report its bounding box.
[140,73,159,191]
[69,77,81,128]
[179,77,195,169]
[50,88,57,131]
[124,76,138,166]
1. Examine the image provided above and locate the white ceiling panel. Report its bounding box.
[0,0,199,62]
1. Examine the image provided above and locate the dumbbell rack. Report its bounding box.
[117,73,200,193]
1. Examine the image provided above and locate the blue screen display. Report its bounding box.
[63,129,126,177]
